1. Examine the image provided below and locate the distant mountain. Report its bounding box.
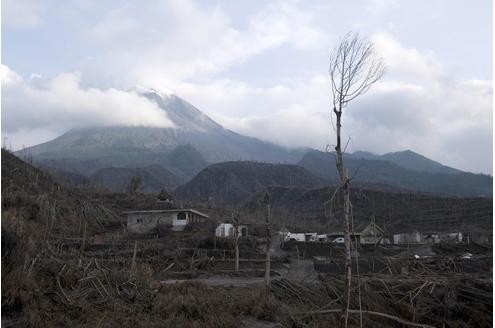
[17,91,304,179]
[349,150,461,174]
[299,150,492,197]
[175,161,327,206]
[89,165,180,193]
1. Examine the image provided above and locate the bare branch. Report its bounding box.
[329,32,385,111]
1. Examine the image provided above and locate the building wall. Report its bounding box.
[215,224,233,238]
[172,212,188,231]
[393,232,421,244]
[127,213,175,234]
[127,210,207,233]
[215,224,248,238]
[361,236,382,244]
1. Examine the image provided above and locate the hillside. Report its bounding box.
[298,150,492,197]
[2,149,60,194]
[90,165,180,193]
[350,149,462,174]
[174,161,327,206]
[242,185,493,236]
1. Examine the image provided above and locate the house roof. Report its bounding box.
[354,221,385,235]
[122,208,209,218]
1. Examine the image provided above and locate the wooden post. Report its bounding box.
[130,241,137,277]
[78,221,87,266]
[296,245,300,263]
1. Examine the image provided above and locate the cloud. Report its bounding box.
[80,0,325,88]
[2,0,44,28]
[365,0,399,17]
[372,32,446,83]
[1,65,174,149]
[164,33,492,174]
[1,2,491,174]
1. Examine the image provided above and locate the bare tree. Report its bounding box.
[232,212,240,272]
[329,32,385,328]
[127,175,143,195]
[263,191,272,287]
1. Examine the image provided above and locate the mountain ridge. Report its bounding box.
[349,149,462,174]
[14,90,490,197]
[299,150,492,197]
[175,161,328,206]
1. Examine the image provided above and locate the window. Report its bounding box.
[177,212,187,221]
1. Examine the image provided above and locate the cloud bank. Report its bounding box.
[1,65,174,148]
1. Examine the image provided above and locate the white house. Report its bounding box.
[283,232,318,242]
[393,231,422,245]
[439,232,463,243]
[358,221,385,245]
[215,223,248,238]
[124,209,209,233]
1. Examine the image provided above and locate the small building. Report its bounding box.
[283,232,318,242]
[124,208,209,233]
[285,232,306,242]
[393,231,422,245]
[438,232,463,243]
[357,220,385,245]
[317,234,328,242]
[215,223,248,238]
[422,233,440,244]
[327,232,362,243]
[278,227,291,241]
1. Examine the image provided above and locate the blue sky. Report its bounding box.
[1,0,493,173]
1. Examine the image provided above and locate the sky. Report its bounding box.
[1,0,493,174]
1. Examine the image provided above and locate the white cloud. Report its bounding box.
[1,65,174,149]
[365,0,399,17]
[1,2,491,174]
[162,32,492,173]
[1,0,44,28]
[372,32,445,83]
[80,0,325,88]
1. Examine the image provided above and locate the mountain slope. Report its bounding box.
[17,92,304,176]
[174,161,327,206]
[89,165,180,193]
[350,150,461,174]
[299,150,492,197]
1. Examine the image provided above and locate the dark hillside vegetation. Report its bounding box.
[242,186,493,238]
[350,149,462,174]
[1,149,492,328]
[298,150,492,197]
[1,149,120,324]
[175,161,327,206]
[89,165,181,193]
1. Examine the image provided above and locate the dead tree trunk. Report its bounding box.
[235,238,240,271]
[334,108,352,327]
[233,218,240,272]
[264,192,272,287]
[328,32,385,328]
